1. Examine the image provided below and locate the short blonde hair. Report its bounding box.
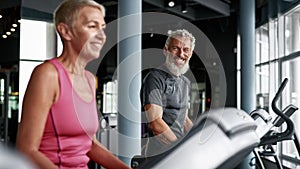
[54,0,105,29]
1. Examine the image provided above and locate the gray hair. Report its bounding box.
[54,0,105,29]
[165,29,196,51]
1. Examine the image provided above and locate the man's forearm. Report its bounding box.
[149,119,177,144]
[184,117,193,132]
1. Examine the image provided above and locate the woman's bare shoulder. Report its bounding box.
[31,60,58,79]
[25,60,60,102]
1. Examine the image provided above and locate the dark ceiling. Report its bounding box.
[0,0,239,38]
[95,0,240,82]
[0,0,239,68]
[102,0,237,22]
[0,0,242,69]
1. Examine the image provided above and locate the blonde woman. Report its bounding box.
[16,0,130,168]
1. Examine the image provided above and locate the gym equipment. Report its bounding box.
[133,107,260,169]
[131,78,298,169]
[250,78,299,169]
[0,144,37,169]
[251,106,298,169]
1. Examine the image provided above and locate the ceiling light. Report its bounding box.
[182,9,188,13]
[10,28,15,32]
[181,0,188,13]
[165,0,176,8]
[168,1,175,7]
[2,35,7,38]
[0,15,2,19]
[12,23,18,27]
[6,32,11,35]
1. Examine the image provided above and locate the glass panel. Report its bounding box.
[0,72,19,144]
[284,6,300,56]
[255,65,270,93]
[255,65,270,111]
[281,56,300,158]
[103,81,118,114]
[256,24,269,64]
[261,25,269,63]
[269,20,278,61]
[265,61,279,122]
[20,19,56,60]
[256,29,261,64]
[278,15,285,58]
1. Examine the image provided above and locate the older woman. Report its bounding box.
[16,0,130,169]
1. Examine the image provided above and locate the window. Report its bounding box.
[18,19,56,121]
[256,24,269,64]
[255,23,271,112]
[284,6,300,56]
[253,3,300,167]
[281,57,300,160]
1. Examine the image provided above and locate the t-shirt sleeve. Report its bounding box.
[141,71,164,107]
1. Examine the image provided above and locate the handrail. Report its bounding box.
[260,78,295,145]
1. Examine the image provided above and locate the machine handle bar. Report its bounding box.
[260,78,295,145]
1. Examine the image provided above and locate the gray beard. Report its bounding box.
[165,54,189,76]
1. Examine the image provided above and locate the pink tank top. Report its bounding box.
[39,58,99,169]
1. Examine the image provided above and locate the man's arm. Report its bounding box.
[184,110,193,132]
[144,104,177,144]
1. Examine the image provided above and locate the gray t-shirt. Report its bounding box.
[141,66,190,155]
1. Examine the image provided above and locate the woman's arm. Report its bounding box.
[87,136,131,169]
[16,62,59,169]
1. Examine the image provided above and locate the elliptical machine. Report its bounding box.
[250,78,299,169]
[131,78,299,169]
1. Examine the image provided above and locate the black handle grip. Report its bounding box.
[260,78,295,145]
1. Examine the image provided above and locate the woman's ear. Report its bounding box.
[56,23,72,41]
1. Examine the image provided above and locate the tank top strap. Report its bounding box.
[48,58,65,75]
[84,71,95,93]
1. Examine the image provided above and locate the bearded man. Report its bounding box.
[141,29,195,157]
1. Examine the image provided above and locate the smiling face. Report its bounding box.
[163,36,193,76]
[70,6,106,61]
